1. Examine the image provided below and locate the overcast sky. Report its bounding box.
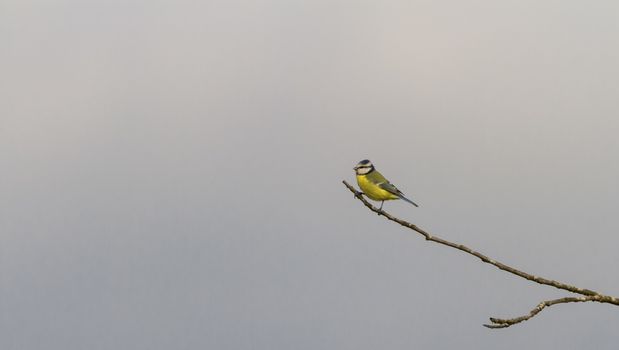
[3,1,619,349]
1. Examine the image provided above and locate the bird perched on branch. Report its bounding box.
[353,159,419,210]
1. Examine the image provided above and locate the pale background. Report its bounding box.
[2,1,619,349]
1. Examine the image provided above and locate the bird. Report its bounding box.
[353,159,419,210]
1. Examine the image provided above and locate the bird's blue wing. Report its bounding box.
[378,182,419,207]
[378,181,402,196]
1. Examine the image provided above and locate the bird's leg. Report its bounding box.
[379,201,384,210]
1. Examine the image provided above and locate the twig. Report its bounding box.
[343,180,619,328]
[483,296,605,328]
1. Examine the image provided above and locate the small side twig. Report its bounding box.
[343,180,619,328]
[483,296,606,328]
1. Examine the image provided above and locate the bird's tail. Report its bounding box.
[398,195,419,207]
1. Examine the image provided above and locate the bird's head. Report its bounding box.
[353,159,374,175]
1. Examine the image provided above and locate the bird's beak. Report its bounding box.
[353,166,359,170]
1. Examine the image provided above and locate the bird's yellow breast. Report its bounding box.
[356,175,399,201]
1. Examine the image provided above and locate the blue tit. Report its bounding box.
[353,159,419,210]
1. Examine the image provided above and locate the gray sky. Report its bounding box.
[3,0,619,349]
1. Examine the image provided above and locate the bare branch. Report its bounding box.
[484,296,605,328]
[343,180,619,328]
